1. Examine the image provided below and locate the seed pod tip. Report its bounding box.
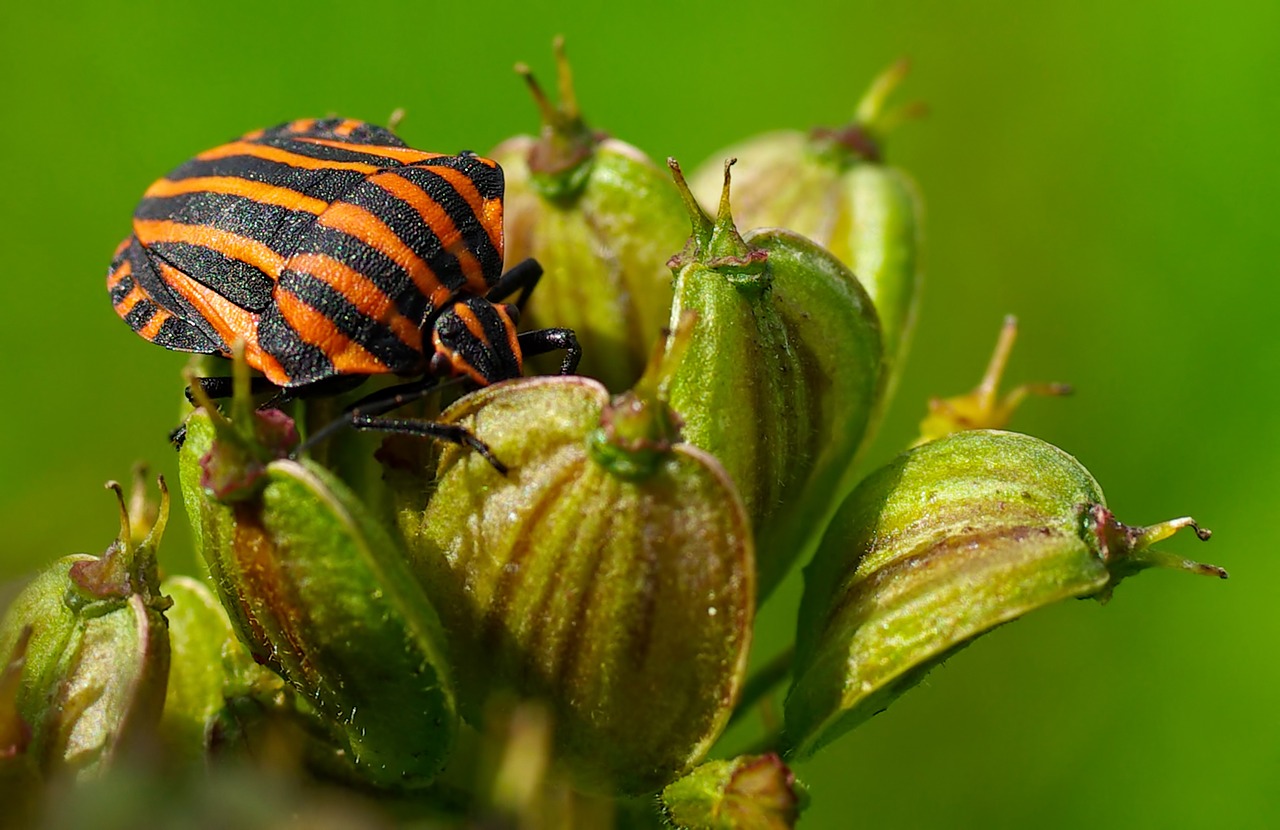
[917,316,1071,444]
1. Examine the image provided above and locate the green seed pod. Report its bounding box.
[662,753,805,830]
[489,37,688,391]
[0,475,172,780]
[690,60,923,405]
[386,319,754,794]
[158,575,285,765]
[666,160,883,598]
[178,369,457,789]
[785,429,1227,757]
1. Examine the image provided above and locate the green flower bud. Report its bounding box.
[666,160,883,599]
[158,575,284,765]
[0,475,172,780]
[690,60,923,407]
[662,753,804,830]
[490,37,688,391]
[785,430,1227,757]
[916,315,1071,445]
[178,367,457,789]
[386,318,754,794]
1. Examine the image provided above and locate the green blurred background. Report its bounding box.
[2,0,1275,825]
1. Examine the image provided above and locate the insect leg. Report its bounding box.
[518,328,581,375]
[294,376,443,454]
[485,258,544,311]
[184,375,277,404]
[182,373,364,415]
[296,377,505,472]
[348,416,507,475]
[172,375,280,448]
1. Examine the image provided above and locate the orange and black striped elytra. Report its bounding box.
[108,118,579,471]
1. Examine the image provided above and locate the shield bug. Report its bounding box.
[107,118,580,471]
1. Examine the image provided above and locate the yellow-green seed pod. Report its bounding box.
[178,371,458,789]
[0,476,172,781]
[662,753,805,830]
[785,429,1227,757]
[666,160,883,599]
[490,38,688,391]
[386,320,754,795]
[690,60,923,407]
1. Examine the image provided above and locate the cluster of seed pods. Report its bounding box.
[0,44,1225,829]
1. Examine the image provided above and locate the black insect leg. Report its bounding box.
[182,372,365,408]
[486,258,544,312]
[518,328,582,375]
[173,374,365,447]
[183,375,277,404]
[172,375,282,448]
[348,416,508,476]
[260,374,367,413]
[296,376,441,453]
[487,259,581,377]
[293,377,506,474]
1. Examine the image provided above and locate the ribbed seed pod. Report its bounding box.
[0,476,172,781]
[666,160,883,598]
[177,364,457,789]
[785,429,1227,757]
[690,60,923,406]
[489,38,688,390]
[662,753,804,830]
[386,319,754,795]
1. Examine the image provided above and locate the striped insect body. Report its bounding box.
[430,297,524,386]
[108,118,580,468]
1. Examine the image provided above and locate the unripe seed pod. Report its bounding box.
[662,753,805,830]
[158,575,284,765]
[0,475,173,780]
[666,160,883,598]
[691,60,923,407]
[785,429,1227,757]
[490,38,688,390]
[386,318,754,794]
[178,367,457,789]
